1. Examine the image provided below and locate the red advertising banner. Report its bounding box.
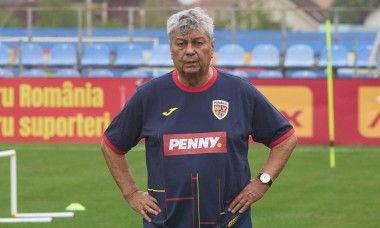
[0,78,379,145]
[0,78,147,143]
[248,78,380,146]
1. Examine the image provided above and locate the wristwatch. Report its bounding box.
[257,173,273,187]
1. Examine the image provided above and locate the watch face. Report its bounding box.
[260,173,271,183]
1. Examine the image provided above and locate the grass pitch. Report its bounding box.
[0,143,379,227]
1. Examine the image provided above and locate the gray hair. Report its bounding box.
[167,7,214,42]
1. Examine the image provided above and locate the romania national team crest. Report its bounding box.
[212,100,229,120]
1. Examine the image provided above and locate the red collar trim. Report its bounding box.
[172,67,217,92]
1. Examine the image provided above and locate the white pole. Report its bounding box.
[0,150,15,157]
[368,29,380,77]
[0,150,17,216]
[16,212,74,218]
[0,149,74,222]
[0,217,52,223]
[10,153,17,217]
[0,150,52,224]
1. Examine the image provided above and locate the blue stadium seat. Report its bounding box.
[256,70,283,78]
[0,43,11,66]
[0,68,14,77]
[284,44,315,68]
[22,69,46,77]
[356,45,377,68]
[138,69,154,77]
[15,43,44,66]
[337,69,369,78]
[229,70,249,77]
[153,69,172,77]
[319,45,349,68]
[216,44,245,67]
[121,69,149,77]
[286,70,318,78]
[56,69,81,77]
[88,69,114,77]
[148,45,173,67]
[337,73,369,78]
[49,44,77,66]
[81,44,111,66]
[250,44,280,68]
[114,44,145,67]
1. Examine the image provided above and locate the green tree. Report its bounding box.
[332,0,380,24]
[213,8,232,30]
[34,0,78,28]
[94,19,123,29]
[214,0,282,30]
[141,0,172,29]
[0,9,24,28]
[240,0,281,30]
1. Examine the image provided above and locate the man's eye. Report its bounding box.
[177,43,184,47]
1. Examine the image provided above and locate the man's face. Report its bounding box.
[170,29,214,77]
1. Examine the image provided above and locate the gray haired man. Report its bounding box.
[101,7,297,228]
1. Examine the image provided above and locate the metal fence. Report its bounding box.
[1,5,380,77]
[2,6,375,44]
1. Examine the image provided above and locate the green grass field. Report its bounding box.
[0,143,379,228]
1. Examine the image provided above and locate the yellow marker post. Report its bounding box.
[325,19,336,168]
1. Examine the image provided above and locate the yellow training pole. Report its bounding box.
[325,19,336,168]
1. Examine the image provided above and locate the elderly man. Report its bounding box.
[101,7,297,228]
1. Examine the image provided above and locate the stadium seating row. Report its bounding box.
[0,67,371,78]
[221,43,377,68]
[0,42,377,68]
[0,43,172,68]
[228,70,370,78]
[0,68,170,77]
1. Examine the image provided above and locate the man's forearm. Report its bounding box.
[260,133,297,181]
[228,133,297,213]
[101,139,161,222]
[101,139,139,202]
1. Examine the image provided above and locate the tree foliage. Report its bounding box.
[0,9,24,28]
[141,0,172,29]
[34,0,78,28]
[214,0,282,30]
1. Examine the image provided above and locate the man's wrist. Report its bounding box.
[124,189,139,203]
[257,173,273,187]
[251,178,270,191]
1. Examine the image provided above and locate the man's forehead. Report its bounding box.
[173,29,209,40]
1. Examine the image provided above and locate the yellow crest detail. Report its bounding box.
[213,100,229,120]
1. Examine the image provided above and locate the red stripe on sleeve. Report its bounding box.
[102,134,128,155]
[268,128,295,149]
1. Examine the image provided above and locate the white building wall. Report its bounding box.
[364,7,380,29]
[264,0,320,31]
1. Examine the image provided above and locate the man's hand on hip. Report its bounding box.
[228,178,269,214]
[127,191,161,223]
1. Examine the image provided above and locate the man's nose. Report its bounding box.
[185,43,195,55]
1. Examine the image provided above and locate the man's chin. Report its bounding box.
[183,68,200,75]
